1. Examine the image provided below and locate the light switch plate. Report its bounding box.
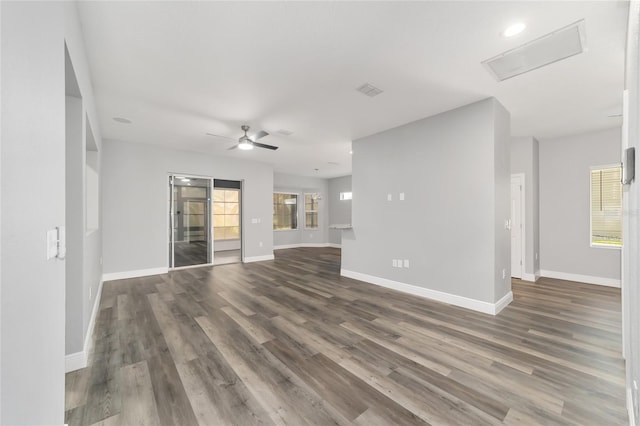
[47,229,58,260]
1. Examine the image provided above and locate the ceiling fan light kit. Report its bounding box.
[207,124,278,151]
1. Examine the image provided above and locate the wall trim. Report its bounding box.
[327,243,341,248]
[102,267,168,282]
[274,243,338,250]
[494,291,514,315]
[64,351,86,373]
[340,269,513,315]
[65,278,104,373]
[243,254,275,263]
[540,269,621,288]
[521,272,539,282]
[629,388,636,426]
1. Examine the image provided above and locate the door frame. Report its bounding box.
[511,173,526,279]
[167,173,215,270]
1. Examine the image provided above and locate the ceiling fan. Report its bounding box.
[206,125,278,151]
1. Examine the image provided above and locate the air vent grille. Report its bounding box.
[482,20,586,82]
[356,83,384,97]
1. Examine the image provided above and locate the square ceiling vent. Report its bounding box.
[482,20,586,82]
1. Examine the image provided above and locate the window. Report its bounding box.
[340,191,352,200]
[213,189,240,240]
[305,193,319,229]
[590,166,622,247]
[273,193,298,230]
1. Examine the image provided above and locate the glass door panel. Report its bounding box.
[169,176,212,268]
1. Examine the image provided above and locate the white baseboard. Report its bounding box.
[65,351,87,373]
[629,388,636,426]
[102,267,168,282]
[521,272,539,282]
[274,243,340,250]
[243,254,275,263]
[340,269,512,315]
[494,291,513,314]
[66,278,104,373]
[539,269,621,288]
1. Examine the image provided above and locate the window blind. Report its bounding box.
[590,166,622,246]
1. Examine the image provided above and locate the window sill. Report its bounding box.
[590,243,622,250]
[274,229,299,232]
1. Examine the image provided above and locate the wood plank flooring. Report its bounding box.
[66,247,628,425]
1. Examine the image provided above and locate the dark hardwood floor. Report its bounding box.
[66,247,628,425]
[174,240,209,267]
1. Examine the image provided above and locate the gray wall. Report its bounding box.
[342,98,511,304]
[539,127,621,280]
[64,4,104,360]
[511,137,541,278]
[328,175,352,245]
[623,3,639,422]
[102,140,274,274]
[1,2,66,423]
[273,173,329,247]
[66,95,84,355]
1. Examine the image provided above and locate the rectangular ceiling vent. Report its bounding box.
[356,83,384,97]
[482,19,586,82]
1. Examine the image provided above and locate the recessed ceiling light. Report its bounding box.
[502,22,526,38]
[113,117,132,124]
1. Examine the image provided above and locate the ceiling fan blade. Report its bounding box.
[252,130,269,140]
[227,145,238,150]
[253,142,278,150]
[206,132,235,140]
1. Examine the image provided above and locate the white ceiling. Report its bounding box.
[78,1,628,178]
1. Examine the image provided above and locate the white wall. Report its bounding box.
[64,2,104,369]
[539,127,621,285]
[273,173,329,247]
[342,98,512,312]
[102,140,275,275]
[623,2,640,423]
[511,137,541,280]
[1,2,66,423]
[328,175,352,245]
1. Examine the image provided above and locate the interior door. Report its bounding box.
[511,176,523,279]
[169,176,212,268]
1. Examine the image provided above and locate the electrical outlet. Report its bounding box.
[535,252,539,261]
[89,287,92,300]
[399,192,405,201]
[502,269,506,279]
[404,259,409,268]
[387,194,392,201]
[392,259,398,267]
[259,241,263,247]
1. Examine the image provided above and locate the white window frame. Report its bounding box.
[589,164,622,249]
[304,193,319,230]
[273,192,299,231]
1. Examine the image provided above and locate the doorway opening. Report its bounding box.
[169,175,212,268]
[213,179,242,265]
